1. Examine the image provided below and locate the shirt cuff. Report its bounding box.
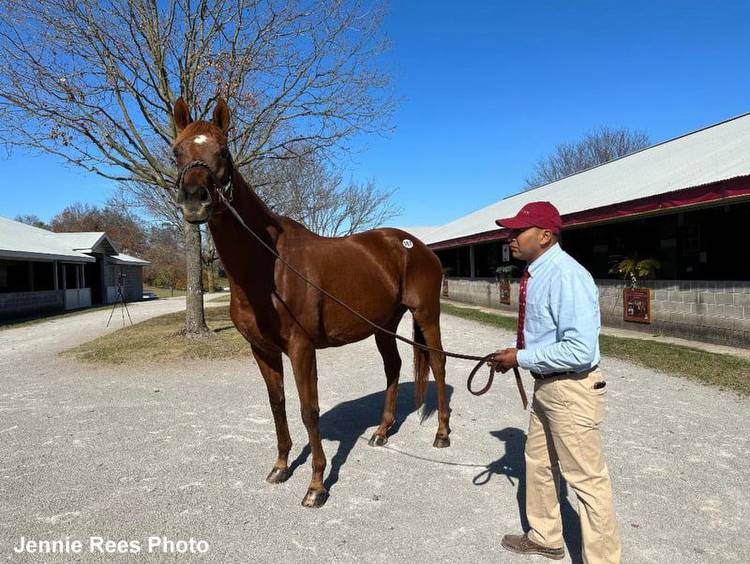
[516,349,534,371]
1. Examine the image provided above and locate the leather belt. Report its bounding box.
[531,364,599,380]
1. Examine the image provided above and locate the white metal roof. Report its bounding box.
[425,112,750,245]
[0,216,149,265]
[0,216,95,262]
[395,225,440,242]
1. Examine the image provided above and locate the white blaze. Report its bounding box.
[193,135,208,145]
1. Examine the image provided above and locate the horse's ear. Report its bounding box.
[173,97,192,133]
[212,98,230,134]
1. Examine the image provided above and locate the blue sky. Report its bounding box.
[3,1,750,227]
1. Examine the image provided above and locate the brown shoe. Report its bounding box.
[501,533,565,560]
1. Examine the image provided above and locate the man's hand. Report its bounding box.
[486,348,519,374]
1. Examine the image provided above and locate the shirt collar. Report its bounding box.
[527,242,562,277]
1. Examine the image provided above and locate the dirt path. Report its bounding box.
[0,305,747,562]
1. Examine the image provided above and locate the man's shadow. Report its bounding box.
[473,428,583,564]
[289,381,454,491]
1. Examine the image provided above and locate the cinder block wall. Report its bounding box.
[0,290,65,321]
[442,278,750,347]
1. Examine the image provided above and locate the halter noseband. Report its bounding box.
[175,151,234,205]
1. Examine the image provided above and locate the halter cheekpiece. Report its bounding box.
[176,151,234,204]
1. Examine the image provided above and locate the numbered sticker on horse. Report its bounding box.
[402,239,413,248]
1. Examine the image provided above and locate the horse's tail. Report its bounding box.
[413,320,431,408]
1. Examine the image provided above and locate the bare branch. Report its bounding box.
[524,126,650,189]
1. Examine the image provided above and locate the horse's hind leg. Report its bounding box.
[369,330,402,447]
[251,345,292,484]
[412,310,451,448]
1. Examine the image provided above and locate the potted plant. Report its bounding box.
[609,257,661,323]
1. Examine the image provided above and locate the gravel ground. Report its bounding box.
[0,299,748,563]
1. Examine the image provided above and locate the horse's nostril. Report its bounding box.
[200,188,210,202]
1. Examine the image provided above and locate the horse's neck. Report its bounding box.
[208,174,281,285]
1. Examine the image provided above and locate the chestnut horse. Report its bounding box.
[171,97,450,507]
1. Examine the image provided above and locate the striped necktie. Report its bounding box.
[516,268,530,349]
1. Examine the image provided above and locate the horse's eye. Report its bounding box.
[220,147,229,159]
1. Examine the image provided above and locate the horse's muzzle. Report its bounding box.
[178,184,212,224]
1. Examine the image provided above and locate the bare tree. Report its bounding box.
[202,229,220,292]
[524,126,650,189]
[49,200,149,256]
[144,224,187,296]
[256,153,400,236]
[14,214,49,229]
[0,0,395,335]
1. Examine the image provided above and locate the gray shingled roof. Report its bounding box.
[53,232,112,253]
[0,216,95,262]
[0,217,149,265]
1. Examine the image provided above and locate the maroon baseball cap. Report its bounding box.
[495,201,562,233]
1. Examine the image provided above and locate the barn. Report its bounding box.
[423,113,750,347]
[0,216,149,322]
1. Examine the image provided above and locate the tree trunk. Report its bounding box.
[206,230,216,293]
[184,220,209,336]
[207,264,215,294]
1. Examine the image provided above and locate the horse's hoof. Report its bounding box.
[433,436,451,448]
[368,433,388,447]
[265,467,291,484]
[301,488,328,508]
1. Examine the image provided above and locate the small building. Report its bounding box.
[0,216,149,322]
[424,113,750,347]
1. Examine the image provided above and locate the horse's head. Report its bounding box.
[171,97,233,224]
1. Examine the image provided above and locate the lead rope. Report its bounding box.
[204,168,527,408]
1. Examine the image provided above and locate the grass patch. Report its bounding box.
[598,334,750,395]
[441,302,750,396]
[62,299,750,396]
[144,285,186,298]
[441,302,517,332]
[64,305,249,365]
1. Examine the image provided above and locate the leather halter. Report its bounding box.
[175,151,234,204]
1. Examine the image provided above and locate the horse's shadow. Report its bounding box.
[288,381,453,491]
[473,427,583,564]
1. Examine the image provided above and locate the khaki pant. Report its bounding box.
[525,368,622,564]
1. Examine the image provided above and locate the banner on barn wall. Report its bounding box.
[498,280,511,305]
[623,288,652,324]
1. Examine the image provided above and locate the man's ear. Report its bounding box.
[212,98,230,134]
[174,97,192,133]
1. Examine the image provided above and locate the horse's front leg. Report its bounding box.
[288,336,328,508]
[251,344,292,484]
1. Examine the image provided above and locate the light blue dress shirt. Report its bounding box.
[515,243,601,374]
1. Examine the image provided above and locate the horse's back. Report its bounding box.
[349,227,443,309]
[272,223,443,345]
